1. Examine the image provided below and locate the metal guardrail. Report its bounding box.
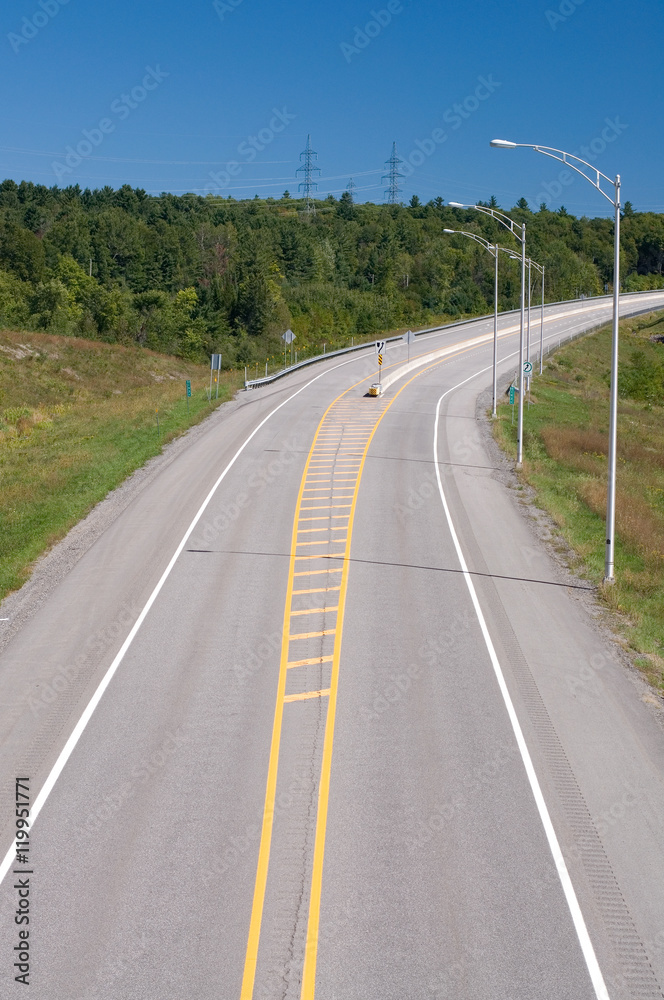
[242,290,664,390]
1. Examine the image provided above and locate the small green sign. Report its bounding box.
[186,380,191,397]
[509,386,515,405]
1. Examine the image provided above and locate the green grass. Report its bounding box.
[493,311,664,692]
[0,330,241,600]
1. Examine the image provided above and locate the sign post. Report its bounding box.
[210,354,222,400]
[404,329,415,362]
[282,329,296,369]
[185,379,191,416]
[376,340,386,390]
[523,359,533,395]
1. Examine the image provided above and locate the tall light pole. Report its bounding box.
[490,139,621,583]
[504,251,545,379]
[443,228,500,417]
[538,263,545,374]
[527,258,532,368]
[449,202,527,467]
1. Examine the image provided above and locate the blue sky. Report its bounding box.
[1,0,660,216]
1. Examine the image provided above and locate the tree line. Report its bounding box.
[0,179,662,366]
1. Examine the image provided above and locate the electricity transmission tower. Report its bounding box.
[297,134,321,214]
[383,141,404,204]
[346,177,356,202]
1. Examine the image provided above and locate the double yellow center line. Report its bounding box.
[240,342,488,999]
[239,381,389,1000]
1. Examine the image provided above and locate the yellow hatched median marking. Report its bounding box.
[284,689,331,704]
[293,567,343,577]
[298,526,348,534]
[299,515,348,521]
[238,367,373,1000]
[288,655,334,668]
[290,606,340,617]
[299,504,352,511]
[292,586,341,596]
[240,349,463,1000]
[289,629,336,641]
[294,553,346,561]
[296,539,346,547]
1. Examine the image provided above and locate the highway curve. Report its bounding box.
[1,291,664,1000]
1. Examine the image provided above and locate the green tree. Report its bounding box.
[0,222,45,282]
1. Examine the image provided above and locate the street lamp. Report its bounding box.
[502,250,545,379]
[449,202,527,466]
[490,139,621,583]
[532,260,545,376]
[443,229,524,418]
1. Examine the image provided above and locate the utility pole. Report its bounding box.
[382,141,404,204]
[297,134,321,214]
[346,177,356,202]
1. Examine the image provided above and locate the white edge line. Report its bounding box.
[431,367,611,999]
[0,351,368,886]
[2,295,657,884]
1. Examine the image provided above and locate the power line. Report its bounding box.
[382,141,404,204]
[296,134,321,213]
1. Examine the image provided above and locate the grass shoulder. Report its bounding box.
[493,311,664,692]
[0,330,242,600]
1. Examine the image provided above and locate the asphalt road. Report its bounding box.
[1,292,664,999]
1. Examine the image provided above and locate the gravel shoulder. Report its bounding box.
[476,376,664,724]
[0,391,245,657]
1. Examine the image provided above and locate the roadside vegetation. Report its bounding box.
[493,311,664,692]
[0,329,239,600]
[1,179,663,370]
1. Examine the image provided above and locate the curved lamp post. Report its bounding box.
[443,228,500,417]
[490,139,621,583]
[449,202,527,467]
[443,229,532,417]
[502,250,545,379]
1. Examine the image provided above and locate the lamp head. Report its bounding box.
[443,228,455,234]
[490,139,517,149]
[448,202,465,208]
